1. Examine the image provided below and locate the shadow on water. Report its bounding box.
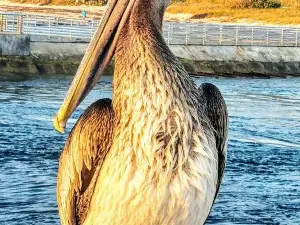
[0,74,299,225]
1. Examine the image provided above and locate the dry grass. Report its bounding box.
[280,0,300,7]
[167,0,300,25]
[6,0,300,25]
[9,0,101,6]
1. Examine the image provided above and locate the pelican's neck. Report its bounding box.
[114,1,169,65]
[110,1,212,182]
[113,3,198,119]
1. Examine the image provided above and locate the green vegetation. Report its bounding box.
[237,0,281,8]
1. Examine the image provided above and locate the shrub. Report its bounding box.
[171,0,185,3]
[170,0,281,9]
[251,0,281,8]
[232,0,281,8]
[235,0,252,8]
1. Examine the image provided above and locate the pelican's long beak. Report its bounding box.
[53,0,136,133]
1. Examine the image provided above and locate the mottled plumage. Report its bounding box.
[57,99,114,225]
[55,0,228,224]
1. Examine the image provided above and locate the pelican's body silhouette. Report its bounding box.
[53,0,228,224]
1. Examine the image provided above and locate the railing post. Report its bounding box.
[235,26,239,46]
[25,15,29,34]
[0,14,3,32]
[56,17,59,37]
[17,15,23,34]
[48,17,51,38]
[70,19,73,41]
[4,14,7,32]
[267,28,269,46]
[90,20,94,40]
[202,24,206,46]
[167,23,171,45]
[296,29,299,47]
[219,25,223,45]
[185,24,189,45]
[251,26,254,46]
[169,23,173,45]
[281,28,284,46]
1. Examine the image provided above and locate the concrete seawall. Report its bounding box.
[172,46,300,77]
[0,34,30,56]
[1,34,300,77]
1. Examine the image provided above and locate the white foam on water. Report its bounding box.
[236,136,300,149]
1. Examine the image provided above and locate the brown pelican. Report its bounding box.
[53,0,228,224]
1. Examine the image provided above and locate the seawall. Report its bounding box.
[172,46,300,77]
[1,34,300,77]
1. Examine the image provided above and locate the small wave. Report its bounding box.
[236,137,300,149]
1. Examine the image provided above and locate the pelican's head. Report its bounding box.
[53,0,171,133]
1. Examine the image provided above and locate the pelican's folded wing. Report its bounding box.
[198,83,228,200]
[56,99,114,225]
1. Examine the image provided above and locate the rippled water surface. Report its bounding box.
[0,74,299,225]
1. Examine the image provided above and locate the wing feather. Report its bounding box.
[56,98,114,225]
[198,83,228,200]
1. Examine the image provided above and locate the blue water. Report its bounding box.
[0,74,299,225]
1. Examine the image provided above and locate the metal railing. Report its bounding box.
[0,13,23,33]
[0,13,98,39]
[1,12,300,47]
[163,23,300,47]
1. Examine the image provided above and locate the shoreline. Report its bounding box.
[2,55,295,78]
[1,34,300,78]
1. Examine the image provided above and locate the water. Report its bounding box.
[0,74,299,225]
